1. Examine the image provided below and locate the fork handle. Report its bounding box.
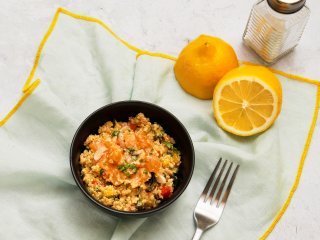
[192,228,204,240]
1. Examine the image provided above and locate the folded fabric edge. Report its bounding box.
[1,7,320,239]
[22,8,61,94]
[240,61,320,86]
[1,7,319,128]
[259,86,320,240]
[0,7,62,127]
[0,79,40,127]
[58,8,177,62]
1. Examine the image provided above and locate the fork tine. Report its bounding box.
[199,158,222,202]
[219,164,240,209]
[212,162,233,206]
[207,160,228,203]
[192,160,240,239]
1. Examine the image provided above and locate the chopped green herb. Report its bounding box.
[99,169,105,176]
[117,165,126,171]
[163,141,179,153]
[131,156,137,161]
[111,130,120,137]
[128,164,137,173]
[128,147,136,155]
[163,141,173,149]
[143,169,148,174]
[172,147,179,153]
[112,119,117,127]
[117,163,137,176]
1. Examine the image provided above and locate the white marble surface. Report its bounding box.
[0,0,319,239]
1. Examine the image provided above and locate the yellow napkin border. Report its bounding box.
[1,8,319,239]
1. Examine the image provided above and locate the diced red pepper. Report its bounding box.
[129,122,137,131]
[161,186,172,199]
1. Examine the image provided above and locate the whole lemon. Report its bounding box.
[174,35,239,99]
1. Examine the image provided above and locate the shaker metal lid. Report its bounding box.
[267,0,306,14]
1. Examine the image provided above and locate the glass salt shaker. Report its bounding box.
[243,0,310,64]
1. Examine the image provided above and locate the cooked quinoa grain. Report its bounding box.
[80,113,181,211]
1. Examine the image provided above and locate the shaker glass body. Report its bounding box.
[243,0,310,64]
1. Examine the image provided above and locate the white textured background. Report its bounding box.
[0,0,319,239]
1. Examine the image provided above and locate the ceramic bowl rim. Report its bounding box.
[70,100,195,217]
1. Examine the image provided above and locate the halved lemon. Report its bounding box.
[213,65,282,136]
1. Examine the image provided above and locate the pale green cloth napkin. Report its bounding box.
[0,9,319,240]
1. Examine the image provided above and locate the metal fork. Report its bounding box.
[192,158,240,240]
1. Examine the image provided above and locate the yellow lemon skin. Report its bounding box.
[174,35,239,100]
[213,65,282,136]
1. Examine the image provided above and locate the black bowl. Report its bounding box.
[70,100,195,217]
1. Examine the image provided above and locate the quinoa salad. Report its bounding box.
[79,113,181,211]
